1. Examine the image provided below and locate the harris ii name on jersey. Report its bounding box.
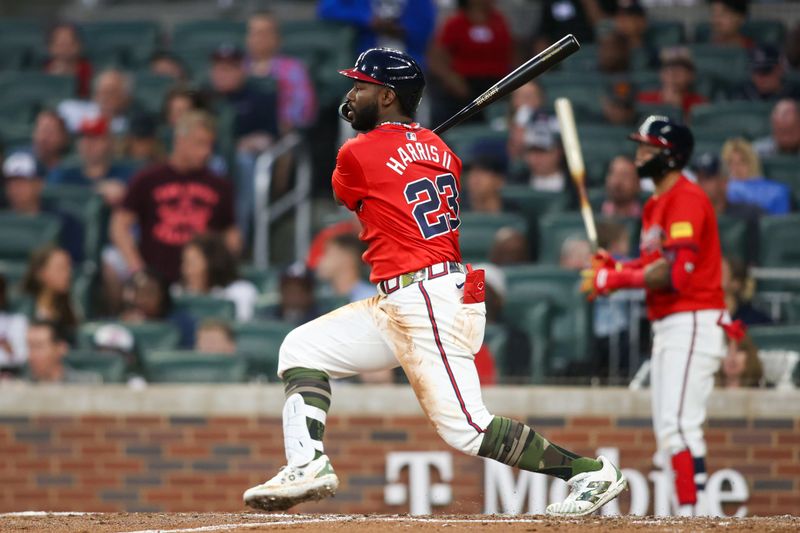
[385,140,455,175]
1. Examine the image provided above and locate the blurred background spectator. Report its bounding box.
[708,0,752,48]
[463,154,507,213]
[721,256,773,326]
[25,320,98,384]
[519,119,568,193]
[120,269,194,348]
[20,245,79,337]
[721,137,791,215]
[489,227,530,265]
[754,99,800,157]
[597,30,631,75]
[315,233,374,302]
[637,46,705,118]
[195,319,237,355]
[44,22,92,98]
[261,262,320,325]
[716,335,763,388]
[534,0,601,52]
[559,236,593,270]
[28,110,71,180]
[149,51,188,81]
[602,155,642,217]
[175,233,258,321]
[731,45,800,101]
[0,275,28,370]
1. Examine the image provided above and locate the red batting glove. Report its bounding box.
[581,264,645,301]
[591,249,619,270]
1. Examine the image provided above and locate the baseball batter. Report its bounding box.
[582,116,735,515]
[243,48,626,515]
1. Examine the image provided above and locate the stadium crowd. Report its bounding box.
[0,0,797,388]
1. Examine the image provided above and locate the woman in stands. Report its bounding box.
[20,245,79,337]
[174,233,258,322]
[721,137,792,215]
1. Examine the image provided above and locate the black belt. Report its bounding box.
[378,261,465,295]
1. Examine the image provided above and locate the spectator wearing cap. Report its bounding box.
[602,155,642,218]
[318,0,435,70]
[125,114,164,165]
[730,45,800,102]
[477,263,531,380]
[2,152,85,262]
[109,111,240,286]
[315,233,375,303]
[694,152,761,263]
[602,81,639,127]
[25,320,99,384]
[637,46,706,118]
[149,51,188,82]
[245,11,317,132]
[261,262,320,325]
[754,99,800,158]
[428,0,513,126]
[207,42,279,242]
[519,119,568,193]
[709,0,753,49]
[464,153,508,213]
[48,116,134,207]
[43,23,93,98]
[614,0,648,50]
[721,137,791,215]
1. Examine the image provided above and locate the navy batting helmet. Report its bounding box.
[628,115,694,178]
[338,48,425,119]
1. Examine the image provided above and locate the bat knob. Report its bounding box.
[338,101,353,123]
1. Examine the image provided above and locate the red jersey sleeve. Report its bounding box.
[662,193,705,251]
[331,142,368,211]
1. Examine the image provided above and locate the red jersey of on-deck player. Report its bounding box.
[638,175,725,321]
[331,122,462,283]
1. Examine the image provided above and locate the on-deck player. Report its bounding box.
[581,116,739,515]
[243,48,626,515]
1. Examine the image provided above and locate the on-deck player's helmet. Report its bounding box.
[338,48,426,119]
[628,115,694,179]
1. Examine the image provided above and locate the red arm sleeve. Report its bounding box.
[331,143,368,212]
[670,247,698,292]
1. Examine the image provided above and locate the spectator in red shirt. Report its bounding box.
[109,111,241,285]
[428,0,513,125]
[44,23,93,98]
[637,47,706,119]
[709,0,753,48]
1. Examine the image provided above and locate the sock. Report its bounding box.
[282,367,331,462]
[477,416,602,481]
[671,449,697,505]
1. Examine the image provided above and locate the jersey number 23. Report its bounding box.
[404,173,460,240]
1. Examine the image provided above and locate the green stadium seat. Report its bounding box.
[65,350,127,383]
[441,125,507,163]
[500,186,568,229]
[483,322,509,375]
[561,43,597,72]
[762,156,800,205]
[758,214,800,291]
[747,324,800,386]
[41,185,105,262]
[459,212,527,263]
[82,20,159,68]
[717,215,748,264]
[0,20,43,69]
[645,21,685,48]
[234,320,293,380]
[133,73,176,115]
[0,212,61,261]
[78,321,180,355]
[538,212,640,264]
[540,79,605,117]
[688,45,748,89]
[240,264,281,293]
[501,265,591,380]
[317,294,351,313]
[694,20,786,47]
[172,20,245,53]
[628,70,661,91]
[143,350,247,383]
[783,295,800,323]
[0,73,75,107]
[173,294,236,321]
[690,101,772,139]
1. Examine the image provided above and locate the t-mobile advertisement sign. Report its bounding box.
[385,448,749,516]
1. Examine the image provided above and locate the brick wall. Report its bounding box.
[0,411,798,514]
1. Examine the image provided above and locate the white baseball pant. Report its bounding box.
[650,309,726,457]
[277,268,494,456]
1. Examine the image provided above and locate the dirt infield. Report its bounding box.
[1,512,799,533]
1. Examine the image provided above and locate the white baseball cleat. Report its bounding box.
[243,454,339,511]
[545,455,627,517]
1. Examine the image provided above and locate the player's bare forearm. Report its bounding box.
[644,258,670,290]
[109,209,144,273]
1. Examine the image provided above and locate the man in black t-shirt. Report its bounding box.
[110,111,240,284]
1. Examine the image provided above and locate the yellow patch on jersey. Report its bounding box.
[670,221,693,239]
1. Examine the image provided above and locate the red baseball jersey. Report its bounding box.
[331,122,462,283]
[639,175,725,321]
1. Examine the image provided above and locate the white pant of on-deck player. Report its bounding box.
[650,309,727,458]
[278,267,494,456]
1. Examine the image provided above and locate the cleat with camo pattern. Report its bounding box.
[545,455,627,517]
[243,454,339,511]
